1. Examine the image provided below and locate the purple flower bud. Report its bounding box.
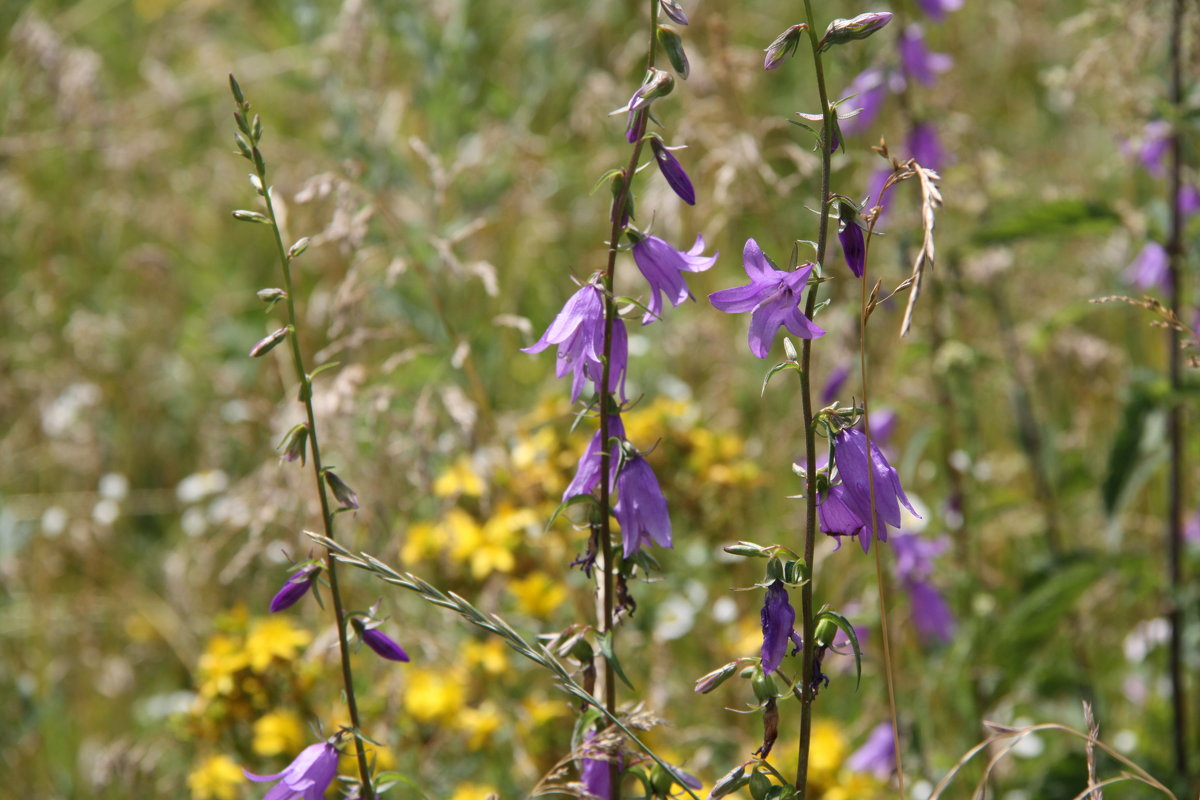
[269,563,320,613]
[277,423,309,465]
[818,12,894,54]
[763,24,807,70]
[907,122,944,172]
[659,0,688,26]
[838,206,866,277]
[362,627,410,662]
[249,326,290,358]
[1136,120,1171,177]
[760,580,796,674]
[650,139,696,205]
[324,469,359,510]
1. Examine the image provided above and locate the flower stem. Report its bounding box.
[240,90,375,798]
[1165,0,1190,783]
[794,3,831,793]
[594,4,661,795]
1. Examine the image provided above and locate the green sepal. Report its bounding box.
[815,609,861,688]
[761,360,802,396]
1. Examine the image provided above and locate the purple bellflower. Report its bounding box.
[833,428,919,549]
[523,282,627,402]
[269,563,319,613]
[838,68,890,136]
[897,25,952,87]
[650,139,696,205]
[580,731,623,800]
[867,408,898,451]
[1125,241,1170,292]
[760,580,796,674]
[838,213,866,278]
[908,122,944,172]
[817,483,869,550]
[244,741,339,800]
[892,533,955,642]
[914,0,963,22]
[613,451,672,557]
[821,363,851,405]
[1136,120,1171,177]
[708,238,825,359]
[630,233,718,324]
[846,723,896,778]
[1179,184,1200,217]
[362,627,410,662]
[564,414,626,501]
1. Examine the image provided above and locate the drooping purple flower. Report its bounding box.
[523,282,626,402]
[362,627,410,662]
[914,0,963,22]
[564,414,626,501]
[1137,120,1171,177]
[838,214,866,278]
[906,579,956,642]
[1125,241,1170,292]
[1179,184,1200,217]
[659,0,688,26]
[817,484,869,550]
[867,408,898,451]
[650,139,696,205]
[838,68,889,136]
[760,580,796,674]
[846,723,896,778]
[613,452,672,557]
[833,428,919,548]
[821,364,851,405]
[631,233,718,325]
[580,731,622,800]
[244,741,339,800]
[897,25,952,87]
[908,122,944,172]
[709,239,825,359]
[269,563,319,613]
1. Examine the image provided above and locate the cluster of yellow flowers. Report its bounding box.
[770,722,889,800]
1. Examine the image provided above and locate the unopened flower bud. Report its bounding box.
[695,660,741,693]
[650,139,695,205]
[763,24,807,70]
[814,617,838,647]
[818,12,893,53]
[277,423,309,465]
[232,209,271,224]
[324,469,360,510]
[657,25,690,79]
[659,0,688,26]
[257,287,286,304]
[249,326,290,358]
[751,669,777,703]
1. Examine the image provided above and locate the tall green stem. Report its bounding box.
[794,4,832,794]
[237,83,375,798]
[1165,0,1189,782]
[595,5,660,796]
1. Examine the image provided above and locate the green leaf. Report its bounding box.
[762,361,801,396]
[596,630,635,691]
[972,199,1119,245]
[1102,378,1165,515]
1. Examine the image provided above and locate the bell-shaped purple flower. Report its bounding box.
[914,0,963,22]
[833,428,919,548]
[362,627,410,662]
[1136,120,1171,177]
[631,233,718,324]
[650,139,695,205]
[1179,184,1200,217]
[908,122,944,172]
[269,563,319,613]
[760,580,796,674]
[821,364,851,405]
[838,214,866,278]
[613,453,672,557]
[891,533,955,642]
[564,415,626,501]
[523,282,627,402]
[897,25,952,87]
[846,723,896,778]
[838,68,889,136]
[708,239,825,359]
[244,741,339,800]
[1125,241,1170,292]
[817,484,870,551]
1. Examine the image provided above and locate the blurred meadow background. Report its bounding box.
[1,0,1197,798]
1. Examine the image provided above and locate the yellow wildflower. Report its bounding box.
[448,782,498,800]
[808,720,848,786]
[244,617,312,672]
[340,742,397,772]
[187,754,243,800]
[509,572,568,619]
[822,772,883,800]
[404,668,466,723]
[401,521,443,565]
[522,695,566,728]
[463,639,509,676]
[434,456,485,497]
[457,702,503,749]
[251,710,306,757]
[196,635,248,699]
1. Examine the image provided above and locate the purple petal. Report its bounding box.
[651,140,696,205]
[760,580,795,673]
[269,565,317,613]
[363,628,410,662]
